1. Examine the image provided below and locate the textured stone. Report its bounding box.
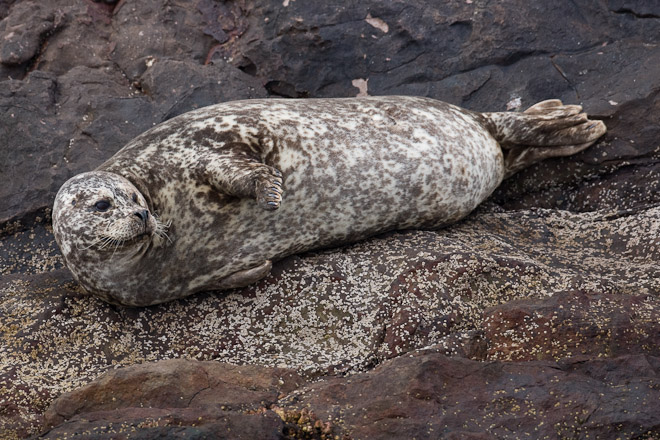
[137,58,267,121]
[0,2,62,66]
[43,407,287,440]
[229,1,659,104]
[1,0,660,438]
[37,353,660,439]
[109,1,215,80]
[4,206,660,437]
[43,359,304,429]
[0,68,154,224]
[483,291,660,361]
[286,351,660,440]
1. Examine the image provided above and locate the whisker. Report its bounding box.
[153,214,173,244]
[77,236,104,251]
[110,238,123,259]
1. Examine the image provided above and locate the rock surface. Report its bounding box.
[1,0,659,439]
[37,353,660,439]
[42,359,305,438]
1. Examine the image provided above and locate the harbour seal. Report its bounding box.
[52,96,606,306]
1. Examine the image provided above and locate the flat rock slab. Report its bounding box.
[43,359,305,432]
[37,353,660,439]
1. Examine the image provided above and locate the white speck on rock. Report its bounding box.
[352,78,369,97]
[506,97,522,111]
[365,14,389,33]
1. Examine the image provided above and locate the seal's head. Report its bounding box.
[53,171,165,267]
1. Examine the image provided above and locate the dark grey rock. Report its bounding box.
[109,1,215,80]
[0,3,268,225]
[0,2,63,67]
[1,0,660,438]
[0,68,153,224]
[138,58,268,120]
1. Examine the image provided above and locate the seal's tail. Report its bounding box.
[482,99,607,178]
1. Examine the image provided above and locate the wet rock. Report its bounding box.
[43,359,304,429]
[483,291,660,361]
[38,353,660,439]
[287,351,660,439]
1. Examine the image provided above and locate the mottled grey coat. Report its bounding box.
[52,96,605,305]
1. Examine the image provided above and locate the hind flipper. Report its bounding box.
[485,111,604,147]
[504,142,593,179]
[483,99,606,178]
[524,99,579,115]
[534,119,606,146]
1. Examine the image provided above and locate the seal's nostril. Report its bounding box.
[134,210,149,222]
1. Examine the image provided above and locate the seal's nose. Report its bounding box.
[134,210,149,223]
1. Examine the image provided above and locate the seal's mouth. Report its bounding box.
[122,229,153,245]
[130,231,150,242]
[97,229,152,251]
[92,214,169,253]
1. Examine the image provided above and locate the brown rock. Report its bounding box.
[42,407,286,440]
[287,351,660,439]
[39,353,660,439]
[483,291,660,361]
[4,205,660,437]
[43,359,304,429]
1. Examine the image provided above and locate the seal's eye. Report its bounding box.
[94,200,111,212]
[132,193,138,203]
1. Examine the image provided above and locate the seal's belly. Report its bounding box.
[210,97,504,263]
[110,96,503,279]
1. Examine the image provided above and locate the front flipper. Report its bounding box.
[201,142,284,210]
[215,260,273,290]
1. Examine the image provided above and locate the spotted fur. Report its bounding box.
[52,96,605,306]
